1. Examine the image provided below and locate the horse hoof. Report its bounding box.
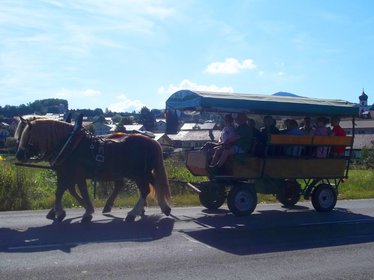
[46,209,56,220]
[56,211,66,222]
[163,206,171,216]
[125,214,135,222]
[102,205,112,213]
[81,214,93,223]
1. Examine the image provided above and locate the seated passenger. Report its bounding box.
[248,118,261,154]
[300,116,314,135]
[284,119,303,156]
[202,114,235,150]
[210,113,253,168]
[257,115,280,156]
[331,116,346,157]
[313,117,331,158]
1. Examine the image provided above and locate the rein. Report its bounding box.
[51,122,84,167]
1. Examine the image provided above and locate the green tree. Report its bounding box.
[139,106,155,131]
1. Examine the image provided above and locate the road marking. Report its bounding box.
[7,237,154,251]
[300,218,374,226]
[181,234,213,249]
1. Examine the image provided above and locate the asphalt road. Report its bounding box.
[1,199,374,280]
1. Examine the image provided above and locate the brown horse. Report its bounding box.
[15,118,171,222]
[15,116,130,214]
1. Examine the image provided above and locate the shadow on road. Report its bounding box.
[183,207,374,255]
[0,214,174,253]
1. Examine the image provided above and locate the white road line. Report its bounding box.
[181,233,213,249]
[7,237,154,251]
[300,218,374,226]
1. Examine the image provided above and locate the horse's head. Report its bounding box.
[15,119,73,163]
[14,115,46,143]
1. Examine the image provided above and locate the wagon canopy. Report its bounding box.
[166,90,358,117]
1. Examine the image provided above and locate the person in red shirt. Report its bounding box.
[331,116,346,157]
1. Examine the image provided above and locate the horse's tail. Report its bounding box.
[151,141,171,216]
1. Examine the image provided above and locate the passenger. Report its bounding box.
[313,117,331,158]
[284,119,303,156]
[280,119,292,134]
[208,114,236,162]
[209,113,253,168]
[300,116,314,135]
[331,116,346,157]
[258,115,280,156]
[248,118,261,153]
[219,114,236,143]
[285,119,303,136]
[300,117,314,156]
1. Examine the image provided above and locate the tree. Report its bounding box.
[166,109,179,134]
[139,106,155,131]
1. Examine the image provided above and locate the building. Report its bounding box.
[180,122,218,131]
[171,130,221,150]
[340,119,374,135]
[349,134,374,158]
[359,89,371,118]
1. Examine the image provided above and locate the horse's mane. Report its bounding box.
[20,119,73,160]
[14,115,49,140]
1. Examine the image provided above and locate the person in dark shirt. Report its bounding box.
[256,115,280,156]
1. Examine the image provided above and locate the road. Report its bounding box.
[1,199,374,280]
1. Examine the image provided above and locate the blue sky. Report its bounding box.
[1,0,373,112]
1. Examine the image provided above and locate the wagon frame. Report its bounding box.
[166,90,358,216]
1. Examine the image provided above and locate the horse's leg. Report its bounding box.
[125,177,149,222]
[76,178,95,223]
[47,177,68,221]
[68,186,86,208]
[53,184,67,222]
[103,179,123,213]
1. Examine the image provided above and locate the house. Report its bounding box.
[154,119,167,133]
[340,119,374,135]
[349,134,374,158]
[171,130,221,150]
[180,122,218,131]
[154,133,173,153]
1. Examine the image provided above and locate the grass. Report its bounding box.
[1,152,374,211]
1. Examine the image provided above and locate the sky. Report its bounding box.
[1,0,374,112]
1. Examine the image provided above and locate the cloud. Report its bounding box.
[157,79,234,95]
[108,94,145,112]
[205,58,257,74]
[83,89,101,97]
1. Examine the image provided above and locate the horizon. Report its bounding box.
[1,1,373,112]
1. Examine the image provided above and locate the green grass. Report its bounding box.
[1,153,374,211]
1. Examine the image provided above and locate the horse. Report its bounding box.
[15,115,128,214]
[15,118,171,222]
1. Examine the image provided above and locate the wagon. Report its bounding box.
[166,90,358,216]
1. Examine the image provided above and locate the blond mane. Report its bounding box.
[19,119,73,161]
[14,115,48,141]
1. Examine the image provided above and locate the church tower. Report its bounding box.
[359,89,368,117]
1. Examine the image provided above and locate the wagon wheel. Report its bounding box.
[311,183,337,212]
[276,180,302,207]
[199,184,226,210]
[227,183,257,217]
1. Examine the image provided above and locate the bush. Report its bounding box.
[360,145,374,169]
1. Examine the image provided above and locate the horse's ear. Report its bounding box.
[64,112,72,123]
[17,115,26,123]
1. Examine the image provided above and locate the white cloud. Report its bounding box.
[205,58,257,74]
[108,94,145,112]
[158,79,234,95]
[84,89,101,97]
